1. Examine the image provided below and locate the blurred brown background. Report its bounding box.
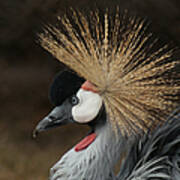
[0,0,180,179]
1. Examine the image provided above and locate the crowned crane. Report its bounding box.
[33,8,180,180]
[34,71,128,180]
[34,71,180,180]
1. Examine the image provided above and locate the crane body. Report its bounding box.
[50,119,125,180]
[33,8,180,180]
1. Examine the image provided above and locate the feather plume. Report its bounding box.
[39,8,180,135]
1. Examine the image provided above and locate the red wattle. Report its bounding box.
[74,133,96,152]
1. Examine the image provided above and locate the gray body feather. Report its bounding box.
[118,110,180,179]
[50,110,180,180]
[50,120,127,180]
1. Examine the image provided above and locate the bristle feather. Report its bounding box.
[39,9,180,135]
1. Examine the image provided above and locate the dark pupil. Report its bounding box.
[71,96,79,105]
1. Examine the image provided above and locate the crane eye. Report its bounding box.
[71,96,79,105]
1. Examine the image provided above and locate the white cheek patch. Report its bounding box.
[72,89,102,123]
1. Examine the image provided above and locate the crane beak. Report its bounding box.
[33,105,71,138]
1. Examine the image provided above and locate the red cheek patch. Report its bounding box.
[74,133,96,152]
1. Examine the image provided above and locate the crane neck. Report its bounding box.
[93,119,128,173]
[50,118,128,180]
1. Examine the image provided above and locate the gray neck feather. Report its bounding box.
[50,120,127,180]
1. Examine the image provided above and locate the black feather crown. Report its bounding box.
[49,71,85,106]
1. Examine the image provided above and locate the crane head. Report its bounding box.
[33,71,104,138]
